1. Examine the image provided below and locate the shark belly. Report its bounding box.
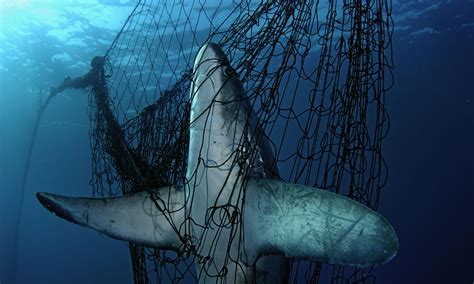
[186,69,248,283]
[187,43,288,283]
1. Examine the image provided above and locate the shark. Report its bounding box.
[37,43,399,283]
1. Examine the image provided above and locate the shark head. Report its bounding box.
[36,42,398,283]
[188,43,279,182]
[187,42,248,177]
[189,43,244,130]
[191,43,239,100]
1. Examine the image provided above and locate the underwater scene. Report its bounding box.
[0,0,472,283]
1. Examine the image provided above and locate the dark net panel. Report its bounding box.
[88,0,393,283]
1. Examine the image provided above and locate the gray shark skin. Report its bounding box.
[37,43,398,283]
[185,42,288,283]
[37,186,185,251]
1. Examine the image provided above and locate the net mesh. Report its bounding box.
[85,0,394,282]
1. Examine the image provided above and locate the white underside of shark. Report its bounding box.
[37,43,398,284]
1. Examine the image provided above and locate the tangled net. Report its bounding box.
[83,0,394,283]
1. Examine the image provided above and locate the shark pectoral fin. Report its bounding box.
[36,186,185,251]
[244,179,399,267]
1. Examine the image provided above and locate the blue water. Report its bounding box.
[0,0,473,283]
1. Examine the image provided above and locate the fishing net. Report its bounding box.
[81,0,394,283]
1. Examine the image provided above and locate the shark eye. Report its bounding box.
[224,66,236,77]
